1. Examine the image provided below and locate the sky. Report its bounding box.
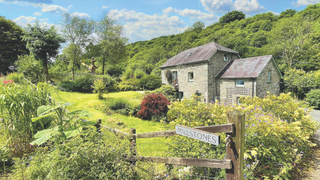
[0,0,319,43]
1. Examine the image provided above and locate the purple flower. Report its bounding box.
[245,134,247,137]
[0,118,2,122]
[29,157,32,160]
[166,174,168,177]
[300,151,304,154]
[244,175,247,178]
[259,120,261,122]
[262,143,264,146]
[246,164,250,168]
[255,133,257,136]
[224,102,226,105]
[252,124,255,127]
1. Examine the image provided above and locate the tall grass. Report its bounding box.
[0,83,51,156]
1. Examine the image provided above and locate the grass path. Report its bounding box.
[51,91,169,156]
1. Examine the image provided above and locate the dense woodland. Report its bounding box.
[2,4,320,102]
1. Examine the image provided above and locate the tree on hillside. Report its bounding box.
[219,11,245,24]
[96,15,127,75]
[269,16,313,70]
[279,9,297,19]
[0,16,28,73]
[61,13,95,80]
[22,22,65,82]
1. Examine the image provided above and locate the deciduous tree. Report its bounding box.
[22,22,65,82]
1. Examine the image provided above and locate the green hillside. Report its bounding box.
[125,4,320,75]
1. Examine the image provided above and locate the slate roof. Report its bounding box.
[160,42,238,68]
[217,55,274,78]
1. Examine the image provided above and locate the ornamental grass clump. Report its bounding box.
[92,79,105,99]
[0,83,51,157]
[165,93,318,179]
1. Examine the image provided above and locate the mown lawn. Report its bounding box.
[51,90,170,156]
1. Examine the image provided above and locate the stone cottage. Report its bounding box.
[160,42,282,105]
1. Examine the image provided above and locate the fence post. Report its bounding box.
[129,128,137,164]
[226,111,245,180]
[95,119,101,133]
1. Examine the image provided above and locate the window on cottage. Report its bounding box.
[172,71,177,81]
[224,54,229,61]
[268,70,271,82]
[236,80,244,86]
[188,72,194,81]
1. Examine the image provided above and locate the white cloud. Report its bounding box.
[41,4,68,13]
[108,9,186,42]
[71,12,91,18]
[200,0,266,15]
[102,5,108,9]
[173,8,219,23]
[13,16,37,27]
[234,0,266,14]
[292,0,320,7]
[163,7,174,14]
[34,12,42,16]
[200,0,233,13]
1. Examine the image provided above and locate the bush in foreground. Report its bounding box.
[166,93,318,179]
[11,130,135,180]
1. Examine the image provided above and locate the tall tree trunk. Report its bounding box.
[43,58,50,83]
[102,55,105,75]
[72,56,75,81]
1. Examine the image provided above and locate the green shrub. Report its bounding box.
[134,68,146,79]
[166,94,318,179]
[305,89,320,109]
[152,85,177,101]
[95,74,117,92]
[6,73,25,84]
[108,98,129,110]
[59,74,94,92]
[139,74,162,90]
[11,130,135,180]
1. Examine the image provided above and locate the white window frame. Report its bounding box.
[236,80,245,87]
[188,72,194,82]
[224,54,229,61]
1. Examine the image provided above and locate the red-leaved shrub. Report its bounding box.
[137,93,170,120]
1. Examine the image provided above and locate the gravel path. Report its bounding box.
[302,110,320,179]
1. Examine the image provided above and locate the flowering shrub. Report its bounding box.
[165,93,318,179]
[137,93,170,120]
[3,80,14,85]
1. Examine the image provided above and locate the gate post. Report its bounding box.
[226,111,245,180]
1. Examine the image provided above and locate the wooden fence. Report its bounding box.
[93,111,245,180]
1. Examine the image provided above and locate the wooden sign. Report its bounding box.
[176,125,220,145]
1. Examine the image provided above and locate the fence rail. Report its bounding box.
[91,112,245,180]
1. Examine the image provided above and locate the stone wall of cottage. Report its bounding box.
[256,60,281,98]
[209,53,240,102]
[218,79,254,105]
[161,62,209,101]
